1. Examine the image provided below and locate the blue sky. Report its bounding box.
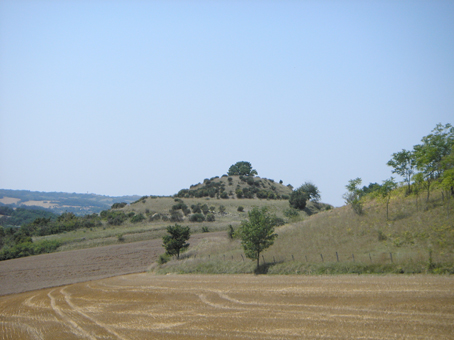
[0,1,453,207]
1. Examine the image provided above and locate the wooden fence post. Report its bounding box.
[262,255,265,264]
[241,254,244,262]
[320,254,324,262]
[352,254,355,262]
[292,254,294,261]
[390,252,393,263]
[369,253,372,263]
[336,252,339,262]
[305,255,308,263]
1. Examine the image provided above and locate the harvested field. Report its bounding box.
[0,274,453,339]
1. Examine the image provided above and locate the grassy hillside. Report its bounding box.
[30,196,327,253]
[155,186,454,275]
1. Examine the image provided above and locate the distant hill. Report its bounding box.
[0,189,141,216]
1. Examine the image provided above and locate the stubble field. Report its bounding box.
[1,274,453,340]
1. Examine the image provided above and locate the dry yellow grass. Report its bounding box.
[1,274,453,339]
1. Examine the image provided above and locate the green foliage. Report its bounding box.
[202,226,210,232]
[117,234,125,242]
[111,202,127,209]
[157,253,170,264]
[162,224,191,259]
[0,207,57,227]
[238,207,278,269]
[227,161,258,176]
[343,178,363,215]
[227,225,235,239]
[380,177,398,220]
[284,208,299,218]
[219,205,226,214]
[170,211,183,222]
[237,206,244,212]
[289,188,309,210]
[0,239,60,261]
[387,149,415,194]
[191,204,202,214]
[130,213,145,223]
[189,213,205,222]
[299,182,321,202]
[206,213,215,222]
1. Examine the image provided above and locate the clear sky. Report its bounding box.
[1,1,453,207]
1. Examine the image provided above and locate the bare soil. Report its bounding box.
[0,274,453,339]
[0,232,225,296]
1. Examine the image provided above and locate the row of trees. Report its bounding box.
[344,123,453,217]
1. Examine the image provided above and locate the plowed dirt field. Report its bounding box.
[1,274,453,339]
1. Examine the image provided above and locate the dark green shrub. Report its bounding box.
[130,213,145,223]
[157,253,170,264]
[228,225,235,239]
[206,213,215,222]
[202,226,210,232]
[117,234,125,242]
[111,202,127,209]
[219,205,226,214]
[221,192,229,199]
[237,206,244,212]
[189,213,205,222]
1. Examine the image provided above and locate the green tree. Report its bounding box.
[162,224,190,259]
[238,207,278,270]
[413,123,454,202]
[387,149,415,194]
[343,177,363,215]
[380,177,397,220]
[299,182,321,202]
[289,188,309,210]
[227,161,258,176]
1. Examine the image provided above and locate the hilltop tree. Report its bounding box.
[162,224,190,259]
[238,207,278,270]
[228,161,258,176]
[387,149,415,195]
[299,182,321,202]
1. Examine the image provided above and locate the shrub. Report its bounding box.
[219,205,226,214]
[111,202,127,209]
[206,213,215,222]
[189,213,205,222]
[284,208,299,217]
[170,211,183,222]
[228,225,235,239]
[221,192,229,199]
[117,234,125,242]
[130,213,145,223]
[237,206,244,212]
[202,226,210,232]
[157,253,170,264]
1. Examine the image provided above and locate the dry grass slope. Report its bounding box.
[156,187,454,275]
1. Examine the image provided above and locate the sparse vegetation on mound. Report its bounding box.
[155,185,454,275]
